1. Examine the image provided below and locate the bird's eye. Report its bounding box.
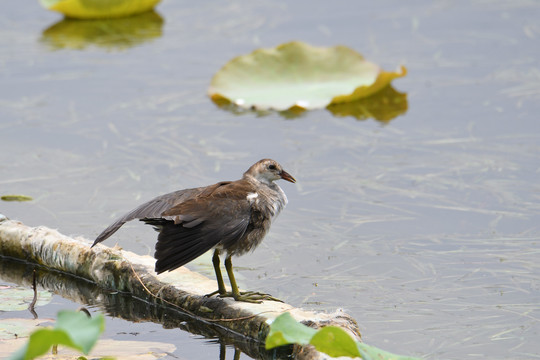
[268,164,276,170]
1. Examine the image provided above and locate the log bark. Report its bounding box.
[0,215,361,359]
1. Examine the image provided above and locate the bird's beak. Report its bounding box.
[280,170,296,183]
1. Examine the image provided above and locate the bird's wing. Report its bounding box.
[91,186,212,247]
[151,181,255,273]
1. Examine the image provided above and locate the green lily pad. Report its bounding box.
[1,195,33,202]
[39,0,162,19]
[208,41,406,112]
[41,11,164,51]
[0,286,52,312]
[0,319,51,341]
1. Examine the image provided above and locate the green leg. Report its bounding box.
[205,252,283,303]
[224,255,240,297]
[213,249,227,295]
[205,249,227,297]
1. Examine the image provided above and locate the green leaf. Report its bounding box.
[8,311,105,360]
[310,326,362,358]
[209,41,406,112]
[9,329,81,360]
[55,310,105,354]
[265,313,421,360]
[265,312,316,349]
[1,195,33,202]
[31,329,81,359]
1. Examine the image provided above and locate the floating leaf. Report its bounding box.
[0,319,50,341]
[39,0,162,19]
[1,195,33,202]
[41,11,164,51]
[53,339,176,359]
[209,41,406,112]
[327,85,408,123]
[0,286,52,312]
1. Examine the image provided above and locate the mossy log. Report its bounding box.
[0,215,361,359]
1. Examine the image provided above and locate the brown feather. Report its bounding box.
[92,159,294,274]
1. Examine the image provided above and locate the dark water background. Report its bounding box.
[1,1,539,359]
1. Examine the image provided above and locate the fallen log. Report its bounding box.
[0,215,361,359]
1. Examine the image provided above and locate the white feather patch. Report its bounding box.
[246,192,259,203]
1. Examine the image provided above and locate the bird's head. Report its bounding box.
[245,159,296,185]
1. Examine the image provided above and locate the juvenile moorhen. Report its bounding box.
[92,159,296,303]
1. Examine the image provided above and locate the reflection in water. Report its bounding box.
[40,11,164,51]
[327,85,408,123]
[209,95,288,118]
[0,257,290,360]
[211,85,407,122]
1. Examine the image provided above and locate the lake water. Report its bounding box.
[1,1,539,359]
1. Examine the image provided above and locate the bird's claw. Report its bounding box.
[205,290,283,303]
[204,290,220,298]
[223,290,283,303]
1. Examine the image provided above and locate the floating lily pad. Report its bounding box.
[39,0,162,19]
[41,11,164,50]
[1,331,175,360]
[1,195,33,202]
[0,286,52,312]
[208,41,406,112]
[327,85,408,123]
[3,339,177,360]
[0,319,51,341]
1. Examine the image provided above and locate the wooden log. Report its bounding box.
[0,215,361,359]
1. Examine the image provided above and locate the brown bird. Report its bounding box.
[92,159,296,303]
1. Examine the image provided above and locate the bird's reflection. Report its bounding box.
[40,11,164,51]
[220,342,241,360]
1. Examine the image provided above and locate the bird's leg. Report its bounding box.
[224,255,241,297]
[205,249,227,298]
[220,255,283,303]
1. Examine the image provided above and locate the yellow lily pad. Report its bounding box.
[327,85,408,123]
[41,11,164,50]
[39,0,162,19]
[208,41,406,112]
[1,195,33,202]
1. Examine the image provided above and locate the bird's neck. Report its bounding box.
[243,175,287,218]
[244,174,273,187]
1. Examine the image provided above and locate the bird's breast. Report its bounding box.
[250,184,288,221]
[225,184,287,257]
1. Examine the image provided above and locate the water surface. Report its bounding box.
[1,1,539,359]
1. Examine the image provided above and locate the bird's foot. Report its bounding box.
[219,290,283,303]
[204,289,282,303]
